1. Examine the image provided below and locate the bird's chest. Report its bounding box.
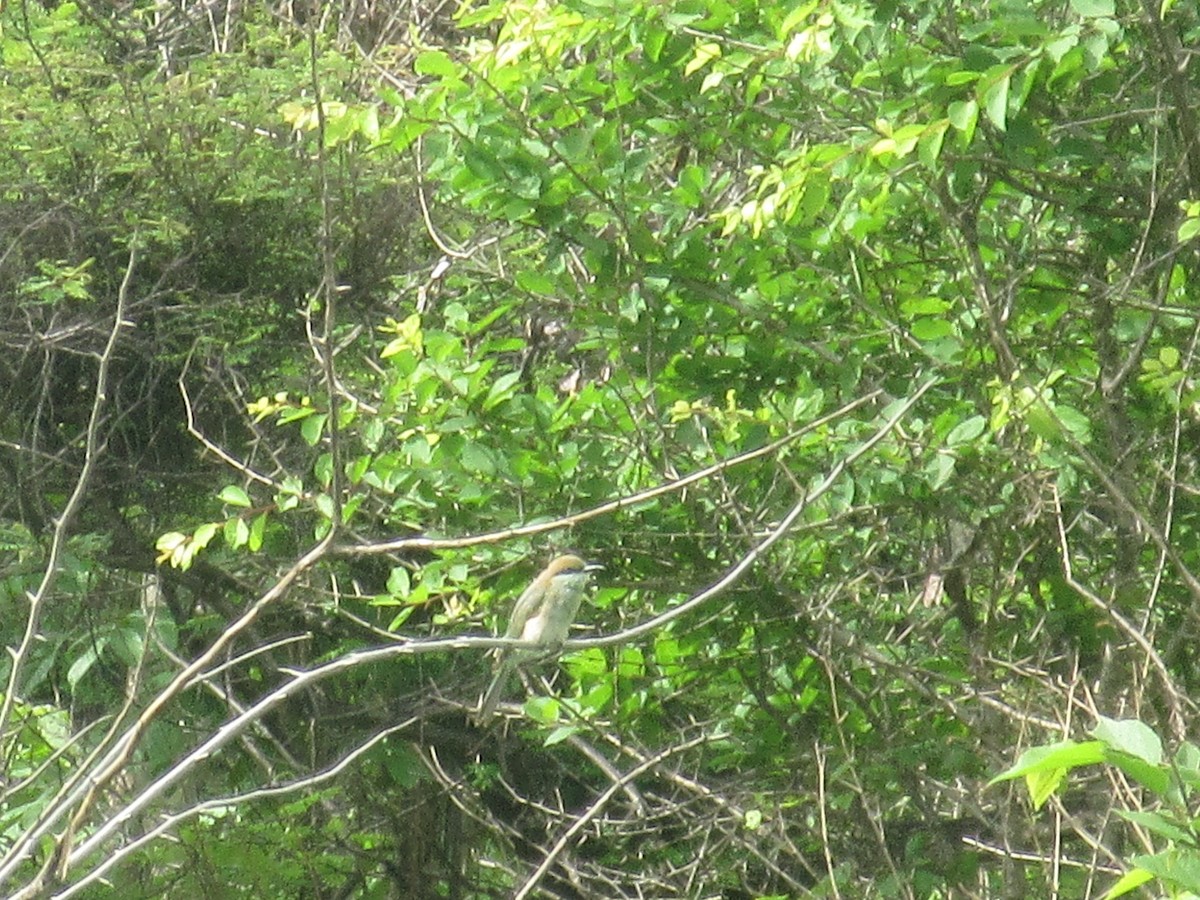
[520,611,552,643]
[520,599,575,646]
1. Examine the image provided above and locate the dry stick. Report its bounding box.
[562,734,648,817]
[308,18,343,529]
[1155,322,1200,668]
[574,378,937,650]
[1138,0,1200,192]
[815,743,842,900]
[961,836,1123,877]
[943,142,1200,598]
[513,735,711,900]
[1050,486,1192,742]
[49,582,167,850]
[1067,425,1200,606]
[178,360,281,490]
[10,656,153,895]
[0,538,333,893]
[25,634,595,895]
[0,717,109,804]
[949,237,1200,721]
[962,245,1200,610]
[613,735,820,888]
[0,248,138,893]
[52,718,417,899]
[55,639,458,883]
[632,746,809,894]
[337,388,884,556]
[1,247,141,896]
[0,243,137,751]
[4,644,151,866]
[161,633,316,778]
[185,633,312,690]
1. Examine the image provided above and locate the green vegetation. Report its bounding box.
[2,0,1200,896]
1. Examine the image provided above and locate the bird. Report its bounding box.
[475,554,603,724]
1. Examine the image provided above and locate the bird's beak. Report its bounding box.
[584,562,604,573]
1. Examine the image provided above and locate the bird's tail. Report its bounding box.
[474,660,513,725]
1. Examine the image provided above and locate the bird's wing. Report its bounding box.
[503,578,542,639]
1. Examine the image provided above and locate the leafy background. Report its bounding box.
[2,0,1200,897]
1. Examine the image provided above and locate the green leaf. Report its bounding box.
[1174,742,1200,795]
[1107,750,1169,795]
[644,25,669,62]
[415,50,457,78]
[1025,402,1058,441]
[67,642,103,689]
[483,372,522,411]
[387,566,411,596]
[301,413,328,446]
[193,522,219,551]
[901,297,950,316]
[684,42,721,77]
[516,270,557,295]
[1025,766,1064,809]
[1094,715,1163,766]
[989,740,1106,785]
[1045,31,1080,65]
[1070,0,1115,16]
[925,452,956,491]
[224,516,250,549]
[1055,405,1091,443]
[525,696,560,723]
[1115,810,1191,843]
[911,318,954,340]
[388,607,415,630]
[544,724,580,746]
[918,119,950,168]
[944,70,981,86]
[946,415,987,447]
[1131,849,1200,892]
[278,405,316,425]
[947,99,978,141]
[461,442,496,475]
[109,624,142,668]
[978,65,1012,131]
[248,513,267,552]
[218,485,252,508]
[1101,867,1154,899]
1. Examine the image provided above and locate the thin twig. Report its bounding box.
[0,241,137,769]
[339,388,886,556]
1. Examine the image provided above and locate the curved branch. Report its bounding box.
[338,387,885,556]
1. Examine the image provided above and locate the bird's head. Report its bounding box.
[543,554,603,587]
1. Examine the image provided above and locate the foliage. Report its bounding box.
[992,716,1200,899]
[1,0,1199,897]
